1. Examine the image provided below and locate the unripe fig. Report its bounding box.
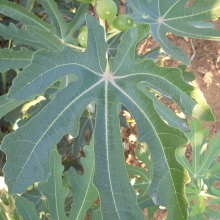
[113,14,134,32]
[96,0,117,20]
[78,26,88,48]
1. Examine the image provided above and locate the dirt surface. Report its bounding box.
[167,29,220,136]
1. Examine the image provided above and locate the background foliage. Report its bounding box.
[0,0,219,219]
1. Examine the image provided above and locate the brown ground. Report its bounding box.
[167,32,220,136]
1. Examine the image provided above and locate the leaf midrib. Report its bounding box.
[105,80,121,219]
[163,6,220,22]
[9,62,103,99]
[162,22,220,39]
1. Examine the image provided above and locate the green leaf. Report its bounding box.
[147,206,158,219]
[139,87,189,132]
[127,0,220,64]
[0,48,33,73]
[17,99,51,127]
[190,197,206,217]
[178,65,195,83]
[67,143,98,219]
[19,0,35,10]
[186,183,207,217]
[0,0,51,31]
[73,110,95,155]
[0,23,44,48]
[107,33,123,58]
[176,118,220,179]
[0,210,7,220]
[126,164,151,199]
[57,109,96,160]
[21,183,48,214]
[0,94,34,119]
[36,0,88,43]
[64,3,89,44]
[126,143,153,206]
[37,0,67,38]
[38,142,97,219]
[0,188,22,219]
[91,206,102,220]
[136,46,162,62]
[15,197,39,220]
[26,26,64,51]
[0,151,6,176]
[38,150,69,220]
[1,14,214,219]
[0,0,88,49]
[5,96,45,125]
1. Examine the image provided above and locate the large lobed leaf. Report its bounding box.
[1,14,214,219]
[127,0,220,64]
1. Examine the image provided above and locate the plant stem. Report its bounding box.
[99,18,110,72]
[107,30,121,41]
[200,191,220,200]
[63,42,85,51]
[8,39,12,49]
[108,27,119,34]
[99,18,107,41]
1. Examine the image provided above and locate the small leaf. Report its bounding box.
[91,206,103,220]
[21,183,48,213]
[15,197,39,220]
[176,118,220,179]
[126,164,151,199]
